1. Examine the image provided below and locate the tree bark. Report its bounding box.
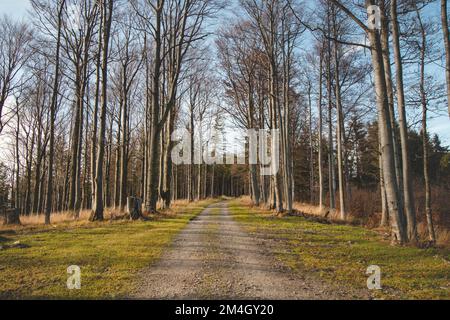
[326,28,336,211]
[248,83,260,206]
[366,13,407,244]
[333,14,346,220]
[145,1,163,214]
[379,144,389,227]
[91,0,113,221]
[442,0,450,118]
[380,0,403,200]
[161,108,175,209]
[317,47,325,212]
[391,0,417,241]
[416,6,436,243]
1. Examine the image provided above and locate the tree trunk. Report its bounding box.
[4,208,20,225]
[379,145,389,227]
[119,77,129,212]
[391,0,417,241]
[380,0,404,226]
[269,62,283,213]
[33,130,42,214]
[366,10,407,244]
[127,197,143,220]
[210,164,215,198]
[161,109,174,209]
[91,15,102,209]
[317,48,325,212]
[248,83,260,206]
[442,0,450,118]
[417,6,436,243]
[114,106,122,209]
[14,101,20,212]
[308,84,314,204]
[196,114,203,201]
[326,26,336,211]
[91,0,113,221]
[145,1,163,214]
[333,17,346,220]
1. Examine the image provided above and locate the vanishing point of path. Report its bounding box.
[133,202,368,300]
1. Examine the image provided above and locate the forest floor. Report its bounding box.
[0,199,449,299]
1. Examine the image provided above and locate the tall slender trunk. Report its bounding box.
[269,62,283,213]
[145,1,163,213]
[282,51,292,214]
[196,114,203,201]
[105,118,114,207]
[391,0,417,241]
[161,108,174,209]
[24,128,35,215]
[91,0,113,221]
[91,17,102,207]
[189,103,194,202]
[82,108,89,209]
[15,101,20,212]
[308,84,314,204]
[119,76,129,212]
[114,103,122,208]
[248,83,260,206]
[366,3,407,243]
[210,164,215,198]
[379,145,389,227]
[442,0,450,118]
[33,121,43,214]
[333,18,346,220]
[380,0,404,220]
[416,6,436,243]
[421,101,435,243]
[326,30,336,211]
[317,48,325,211]
[69,62,85,218]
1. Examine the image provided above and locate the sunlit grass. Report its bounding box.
[0,199,217,299]
[228,199,450,300]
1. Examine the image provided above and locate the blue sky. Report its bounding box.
[1,0,449,145]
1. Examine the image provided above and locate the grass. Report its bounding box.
[0,199,217,299]
[228,198,450,300]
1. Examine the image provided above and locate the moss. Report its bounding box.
[228,200,450,300]
[0,200,217,299]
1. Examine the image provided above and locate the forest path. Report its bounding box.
[133,202,364,300]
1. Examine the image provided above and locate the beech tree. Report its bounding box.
[1,0,449,247]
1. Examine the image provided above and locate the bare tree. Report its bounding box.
[414,3,437,243]
[330,0,407,243]
[442,0,450,117]
[91,0,114,221]
[391,0,417,240]
[0,17,31,135]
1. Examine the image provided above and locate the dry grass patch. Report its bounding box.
[0,199,217,299]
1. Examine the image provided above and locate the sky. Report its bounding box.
[1,0,29,19]
[0,0,449,146]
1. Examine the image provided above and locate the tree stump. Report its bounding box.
[127,197,143,221]
[4,208,21,225]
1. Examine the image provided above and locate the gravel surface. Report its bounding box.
[132,202,369,300]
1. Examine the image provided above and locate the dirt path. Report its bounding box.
[133,202,368,300]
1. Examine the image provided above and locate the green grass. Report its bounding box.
[228,199,450,300]
[0,200,216,299]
